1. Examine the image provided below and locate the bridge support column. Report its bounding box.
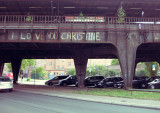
[118,46,137,89]
[0,60,4,76]
[133,61,138,78]
[11,58,22,84]
[117,32,138,89]
[74,55,88,88]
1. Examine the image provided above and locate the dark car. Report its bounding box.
[148,78,160,89]
[132,76,150,88]
[115,76,152,89]
[97,77,123,88]
[45,75,69,86]
[59,75,77,86]
[84,76,104,87]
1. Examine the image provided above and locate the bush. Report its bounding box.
[27,77,31,81]
[135,69,146,77]
[108,70,117,77]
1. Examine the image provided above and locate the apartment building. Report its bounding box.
[35,59,111,77]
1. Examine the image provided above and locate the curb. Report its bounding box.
[14,89,160,110]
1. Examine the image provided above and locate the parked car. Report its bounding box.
[84,76,104,87]
[148,78,160,89]
[3,73,13,80]
[96,77,123,88]
[45,75,69,86]
[115,76,152,89]
[132,76,150,88]
[0,76,13,92]
[59,75,77,86]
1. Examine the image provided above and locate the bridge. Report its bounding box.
[1,0,160,89]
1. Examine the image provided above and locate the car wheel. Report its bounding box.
[9,89,13,92]
[103,85,107,88]
[94,83,97,88]
[62,83,67,87]
[141,84,146,88]
[48,82,53,86]
[151,85,155,89]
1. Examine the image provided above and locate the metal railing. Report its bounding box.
[0,15,160,25]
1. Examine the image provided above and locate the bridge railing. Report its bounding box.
[0,15,160,25]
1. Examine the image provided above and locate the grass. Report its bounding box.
[71,88,160,101]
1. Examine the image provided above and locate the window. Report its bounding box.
[68,62,71,66]
[49,62,52,66]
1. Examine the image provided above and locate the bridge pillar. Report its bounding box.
[11,58,22,84]
[133,61,138,78]
[0,60,4,76]
[117,32,138,89]
[74,55,88,88]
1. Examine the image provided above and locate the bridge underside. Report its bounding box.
[0,42,117,59]
[1,0,160,17]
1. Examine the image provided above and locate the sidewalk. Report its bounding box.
[14,84,160,110]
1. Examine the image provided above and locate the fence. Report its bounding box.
[0,15,160,25]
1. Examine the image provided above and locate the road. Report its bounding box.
[0,91,160,113]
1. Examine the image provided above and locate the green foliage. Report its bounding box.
[26,14,32,22]
[6,63,12,72]
[111,59,119,65]
[26,77,31,81]
[144,62,159,77]
[117,5,126,23]
[86,65,107,77]
[79,11,83,17]
[21,59,35,70]
[66,68,76,75]
[73,89,160,100]
[108,70,117,77]
[32,67,46,79]
[137,62,144,65]
[66,65,119,77]
[6,59,35,72]
[135,69,146,77]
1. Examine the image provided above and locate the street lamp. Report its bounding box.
[34,65,36,85]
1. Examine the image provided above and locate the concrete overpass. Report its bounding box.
[1,0,160,89]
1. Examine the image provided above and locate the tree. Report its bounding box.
[135,69,146,77]
[111,59,119,65]
[26,13,32,22]
[66,68,76,75]
[6,59,35,72]
[117,5,126,23]
[6,63,12,72]
[144,62,159,77]
[86,65,107,77]
[108,70,117,77]
[79,11,83,17]
[21,59,35,70]
[32,67,47,79]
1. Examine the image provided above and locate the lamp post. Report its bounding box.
[34,66,36,85]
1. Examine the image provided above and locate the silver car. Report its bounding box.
[0,76,13,92]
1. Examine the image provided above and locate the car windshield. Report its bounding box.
[0,77,11,82]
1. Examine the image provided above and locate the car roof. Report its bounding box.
[0,76,10,78]
[105,77,122,79]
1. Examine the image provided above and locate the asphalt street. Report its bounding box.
[0,91,160,113]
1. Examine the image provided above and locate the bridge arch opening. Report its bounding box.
[134,43,160,88]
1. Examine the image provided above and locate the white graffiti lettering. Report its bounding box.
[48,32,56,39]
[35,33,43,40]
